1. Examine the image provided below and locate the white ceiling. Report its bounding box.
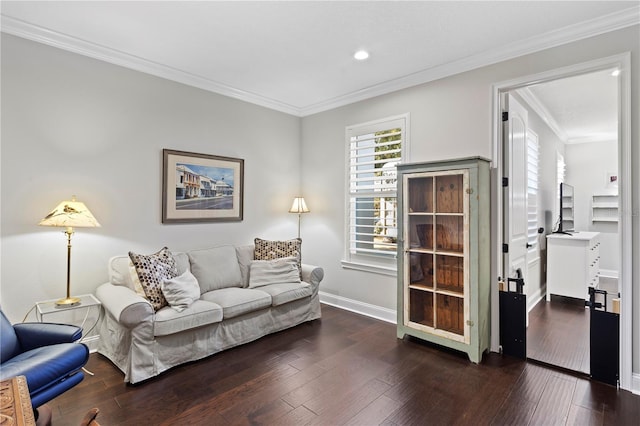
[519,69,619,144]
[1,1,638,139]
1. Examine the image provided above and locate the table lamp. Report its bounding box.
[288,196,310,239]
[39,196,100,306]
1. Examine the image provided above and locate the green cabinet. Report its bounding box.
[397,157,490,363]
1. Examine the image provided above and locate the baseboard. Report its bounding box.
[632,372,640,395]
[527,285,546,313]
[319,291,396,324]
[81,335,100,353]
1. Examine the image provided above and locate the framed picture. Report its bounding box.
[162,149,244,223]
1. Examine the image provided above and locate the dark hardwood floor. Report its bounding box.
[47,304,638,425]
[527,298,590,373]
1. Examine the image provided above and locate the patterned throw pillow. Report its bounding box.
[129,247,178,311]
[254,238,302,276]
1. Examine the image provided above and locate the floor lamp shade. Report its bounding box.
[288,197,310,215]
[39,196,100,306]
[289,197,309,239]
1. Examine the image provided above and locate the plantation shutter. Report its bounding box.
[527,132,540,248]
[555,152,566,230]
[345,115,407,265]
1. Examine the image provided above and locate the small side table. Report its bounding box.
[36,294,101,377]
[36,294,102,344]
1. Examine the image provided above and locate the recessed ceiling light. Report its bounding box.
[611,69,620,77]
[354,50,369,61]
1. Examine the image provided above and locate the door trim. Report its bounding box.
[490,52,632,391]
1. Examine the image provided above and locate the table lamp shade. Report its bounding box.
[39,198,101,228]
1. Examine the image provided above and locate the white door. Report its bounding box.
[503,93,529,319]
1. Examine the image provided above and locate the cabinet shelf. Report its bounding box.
[434,289,464,297]
[397,157,490,363]
[436,250,464,257]
[408,284,464,297]
[408,248,464,257]
[408,212,465,217]
[409,283,433,292]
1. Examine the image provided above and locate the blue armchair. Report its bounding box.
[0,308,89,408]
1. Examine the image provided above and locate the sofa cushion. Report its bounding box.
[110,251,188,296]
[249,257,301,288]
[200,288,271,319]
[129,247,178,312]
[173,252,190,275]
[154,300,223,337]
[254,238,302,276]
[236,245,254,288]
[188,246,243,292]
[108,256,145,296]
[258,282,312,307]
[161,270,201,312]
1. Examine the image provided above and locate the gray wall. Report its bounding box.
[301,26,639,373]
[1,34,303,321]
[566,140,619,273]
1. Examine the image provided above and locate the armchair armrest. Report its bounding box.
[95,282,154,328]
[13,322,82,351]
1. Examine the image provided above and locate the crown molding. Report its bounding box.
[2,6,638,117]
[0,16,302,116]
[300,6,639,116]
[515,87,568,142]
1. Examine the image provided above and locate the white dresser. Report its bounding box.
[546,232,600,302]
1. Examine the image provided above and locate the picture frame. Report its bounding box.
[162,149,244,223]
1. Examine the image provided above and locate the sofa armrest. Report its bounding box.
[301,264,324,286]
[13,322,82,351]
[95,283,154,329]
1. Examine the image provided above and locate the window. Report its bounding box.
[527,130,539,249]
[343,114,409,274]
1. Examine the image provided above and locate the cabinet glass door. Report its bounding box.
[405,170,468,342]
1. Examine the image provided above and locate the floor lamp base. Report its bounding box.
[55,297,81,307]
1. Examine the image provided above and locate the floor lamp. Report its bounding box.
[39,196,101,306]
[289,197,310,239]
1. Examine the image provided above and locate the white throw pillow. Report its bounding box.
[161,270,201,312]
[249,257,301,288]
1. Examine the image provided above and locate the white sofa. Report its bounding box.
[95,244,323,384]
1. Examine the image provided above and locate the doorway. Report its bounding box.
[492,54,631,387]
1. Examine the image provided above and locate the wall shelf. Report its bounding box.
[592,193,618,223]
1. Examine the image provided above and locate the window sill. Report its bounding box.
[341,260,397,277]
